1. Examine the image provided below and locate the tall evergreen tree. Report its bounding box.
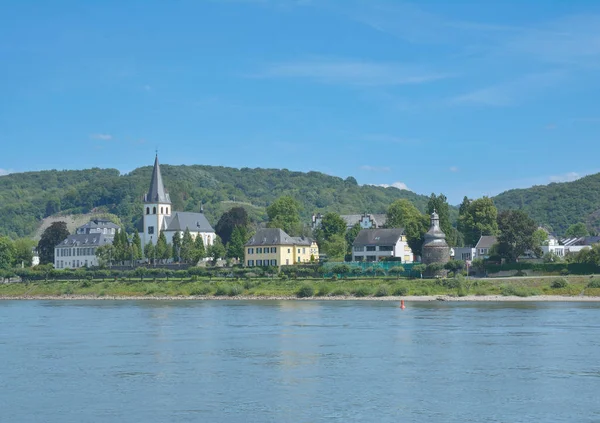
[193,234,206,263]
[226,226,246,260]
[172,231,182,262]
[132,232,143,260]
[156,231,169,263]
[180,228,194,263]
[144,242,155,264]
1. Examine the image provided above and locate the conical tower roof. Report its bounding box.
[144,155,171,204]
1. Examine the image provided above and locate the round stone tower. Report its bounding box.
[421,210,450,266]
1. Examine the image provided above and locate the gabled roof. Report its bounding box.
[144,155,171,204]
[164,212,214,233]
[341,213,387,228]
[245,228,313,246]
[56,233,115,248]
[78,219,120,230]
[352,228,405,246]
[475,236,497,249]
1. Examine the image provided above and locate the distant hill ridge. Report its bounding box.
[493,172,600,234]
[2,165,599,239]
[0,164,429,238]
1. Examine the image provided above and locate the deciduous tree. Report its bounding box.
[267,196,302,236]
[496,210,538,262]
[215,207,249,246]
[564,222,589,238]
[458,197,499,246]
[0,236,16,270]
[38,221,70,264]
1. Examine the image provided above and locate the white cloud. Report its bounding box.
[253,59,451,86]
[375,181,411,191]
[0,168,11,176]
[449,166,459,172]
[360,165,391,172]
[549,172,581,183]
[90,133,113,141]
[452,71,565,107]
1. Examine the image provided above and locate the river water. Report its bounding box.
[1,300,600,422]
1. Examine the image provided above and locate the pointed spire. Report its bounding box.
[144,154,171,204]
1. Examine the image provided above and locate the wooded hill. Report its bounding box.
[493,172,600,235]
[3,164,599,239]
[0,165,429,238]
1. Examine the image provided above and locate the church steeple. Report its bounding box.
[144,154,171,204]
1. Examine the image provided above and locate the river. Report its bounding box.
[1,300,599,422]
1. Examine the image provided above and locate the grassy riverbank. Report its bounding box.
[2,275,600,299]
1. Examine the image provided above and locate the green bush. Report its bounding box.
[214,285,230,296]
[551,278,569,289]
[189,285,211,296]
[500,284,535,297]
[515,270,527,277]
[331,288,348,296]
[228,285,243,297]
[316,285,331,297]
[352,285,373,297]
[374,285,390,297]
[560,268,570,276]
[392,285,409,296]
[587,279,600,289]
[296,283,315,298]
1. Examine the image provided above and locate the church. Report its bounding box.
[140,155,216,248]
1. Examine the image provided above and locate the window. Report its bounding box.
[297,249,300,254]
[366,246,376,252]
[248,248,253,254]
[257,260,262,266]
[153,207,156,214]
[353,246,363,252]
[379,246,393,251]
[166,207,169,214]
[161,207,163,214]
[302,248,306,254]
[257,247,262,254]
[271,259,277,266]
[148,226,154,235]
[248,260,254,266]
[288,249,291,253]
[146,207,150,215]
[366,255,376,262]
[286,259,289,265]
[271,247,276,253]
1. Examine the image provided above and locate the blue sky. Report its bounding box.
[1,0,599,204]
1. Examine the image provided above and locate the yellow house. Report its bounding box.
[245,228,319,268]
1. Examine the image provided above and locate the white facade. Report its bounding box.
[541,238,565,257]
[452,247,477,261]
[142,202,172,246]
[352,240,413,263]
[55,244,101,269]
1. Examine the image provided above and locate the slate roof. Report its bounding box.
[245,228,313,246]
[77,219,120,230]
[144,155,171,204]
[164,212,215,233]
[56,233,115,248]
[341,213,387,228]
[475,236,497,249]
[352,228,405,246]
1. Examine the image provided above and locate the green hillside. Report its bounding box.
[0,165,429,238]
[493,173,600,235]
